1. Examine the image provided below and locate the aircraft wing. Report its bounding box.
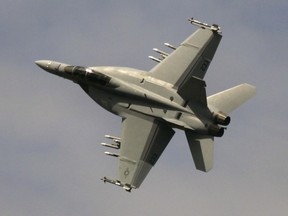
[149,27,222,90]
[103,114,175,191]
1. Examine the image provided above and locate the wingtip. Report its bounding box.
[242,83,257,96]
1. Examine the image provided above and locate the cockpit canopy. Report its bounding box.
[64,66,111,86]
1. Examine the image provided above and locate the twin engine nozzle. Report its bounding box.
[213,112,231,126]
[208,112,230,137]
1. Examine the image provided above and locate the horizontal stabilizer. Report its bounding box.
[207,83,256,114]
[185,131,214,172]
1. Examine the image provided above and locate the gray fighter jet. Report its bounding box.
[35,18,256,192]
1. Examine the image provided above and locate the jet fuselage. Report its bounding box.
[35,60,225,137]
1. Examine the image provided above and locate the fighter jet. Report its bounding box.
[35,18,256,192]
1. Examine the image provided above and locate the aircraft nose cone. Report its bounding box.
[35,60,50,70]
[35,60,62,74]
[35,60,72,79]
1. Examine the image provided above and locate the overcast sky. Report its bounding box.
[1,0,288,215]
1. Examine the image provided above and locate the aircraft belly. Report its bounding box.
[81,85,123,115]
[83,81,193,120]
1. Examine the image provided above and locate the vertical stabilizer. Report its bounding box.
[185,131,214,172]
[208,83,256,114]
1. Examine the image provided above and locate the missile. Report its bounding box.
[104,135,121,144]
[153,48,169,57]
[100,177,134,192]
[148,56,162,63]
[101,142,120,149]
[164,43,176,50]
[104,152,119,157]
[105,135,120,140]
[101,177,120,186]
[123,185,132,192]
[188,17,221,32]
[101,176,107,183]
